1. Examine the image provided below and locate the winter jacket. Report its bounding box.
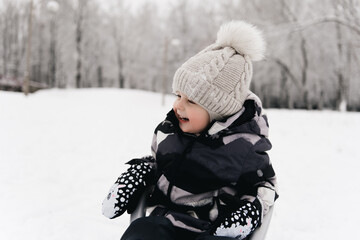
[145,92,278,233]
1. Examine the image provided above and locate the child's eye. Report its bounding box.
[188,100,195,104]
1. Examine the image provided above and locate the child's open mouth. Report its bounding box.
[178,115,189,123]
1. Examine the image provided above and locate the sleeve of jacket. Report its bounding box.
[151,131,158,160]
[239,138,279,222]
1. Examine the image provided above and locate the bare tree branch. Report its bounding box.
[271,57,302,91]
[292,16,360,36]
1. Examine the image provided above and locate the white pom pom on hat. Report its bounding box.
[172,20,266,123]
[216,21,266,61]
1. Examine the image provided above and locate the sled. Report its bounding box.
[130,192,274,240]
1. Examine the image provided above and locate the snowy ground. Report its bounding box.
[1,89,359,240]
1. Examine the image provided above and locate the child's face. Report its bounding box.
[173,92,210,134]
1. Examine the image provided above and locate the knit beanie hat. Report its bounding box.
[172,21,266,121]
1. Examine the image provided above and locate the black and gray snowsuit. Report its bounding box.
[146,93,278,234]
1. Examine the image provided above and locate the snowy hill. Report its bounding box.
[1,89,359,240]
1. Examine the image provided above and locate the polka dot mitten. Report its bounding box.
[102,158,154,219]
[214,201,260,240]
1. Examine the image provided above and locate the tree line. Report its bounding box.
[0,0,359,110]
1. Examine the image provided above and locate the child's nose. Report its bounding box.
[174,98,184,110]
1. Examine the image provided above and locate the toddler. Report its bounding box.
[102,21,278,240]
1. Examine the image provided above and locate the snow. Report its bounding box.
[1,89,359,240]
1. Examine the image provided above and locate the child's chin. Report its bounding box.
[180,125,197,134]
[179,124,190,133]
